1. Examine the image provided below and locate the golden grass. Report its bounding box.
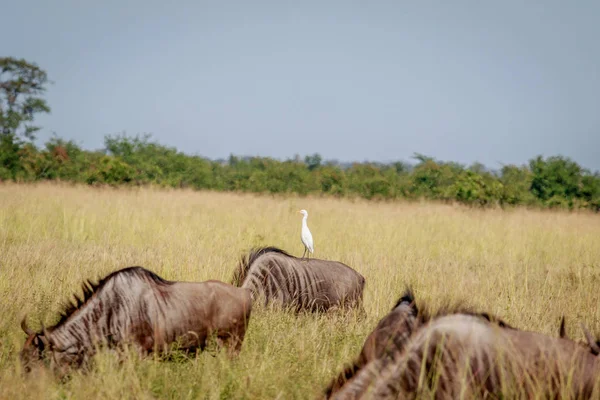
[0,182,599,399]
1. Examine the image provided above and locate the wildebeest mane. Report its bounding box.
[51,266,173,330]
[401,288,514,329]
[230,246,294,287]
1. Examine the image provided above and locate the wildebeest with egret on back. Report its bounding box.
[20,266,253,376]
[231,246,365,313]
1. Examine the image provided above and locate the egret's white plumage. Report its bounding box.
[298,209,314,259]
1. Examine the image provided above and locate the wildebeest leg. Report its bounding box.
[176,331,207,356]
[325,305,339,315]
[356,304,367,321]
[109,339,150,366]
[216,329,246,358]
[216,334,236,358]
[116,344,141,365]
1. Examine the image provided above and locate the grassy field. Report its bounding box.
[0,183,599,399]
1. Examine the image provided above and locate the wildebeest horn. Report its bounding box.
[559,316,566,338]
[580,323,600,354]
[21,316,35,336]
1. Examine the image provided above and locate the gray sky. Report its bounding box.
[3,1,599,170]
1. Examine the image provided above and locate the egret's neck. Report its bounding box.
[302,215,308,227]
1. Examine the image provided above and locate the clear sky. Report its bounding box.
[3,1,599,170]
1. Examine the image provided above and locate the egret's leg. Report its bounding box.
[302,248,307,260]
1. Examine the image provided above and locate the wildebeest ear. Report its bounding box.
[580,323,600,355]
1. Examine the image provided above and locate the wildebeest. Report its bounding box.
[328,293,600,399]
[231,246,365,313]
[323,288,513,399]
[20,266,253,375]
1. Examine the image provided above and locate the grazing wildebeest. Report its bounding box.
[329,295,600,400]
[323,288,513,399]
[231,246,365,313]
[20,266,253,375]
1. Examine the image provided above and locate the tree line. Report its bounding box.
[1,57,599,211]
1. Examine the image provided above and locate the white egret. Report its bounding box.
[298,209,314,259]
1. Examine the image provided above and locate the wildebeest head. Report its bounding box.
[20,316,49,373]
[20,316,85,376]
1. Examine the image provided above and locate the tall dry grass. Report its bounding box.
[0,182,599,399]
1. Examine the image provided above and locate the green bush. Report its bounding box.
[0,133,598,212]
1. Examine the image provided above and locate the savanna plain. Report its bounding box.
[0,183,599,400]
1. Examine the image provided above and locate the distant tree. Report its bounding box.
[529,156,582,202]
[411,152,434,164]
[499,164,535,205]
[228,154,239,166]
[392,161,410,174]
[304,153,322,171]
[581,173,600,203]
[468,162,487,174]
[0,57,51,141]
